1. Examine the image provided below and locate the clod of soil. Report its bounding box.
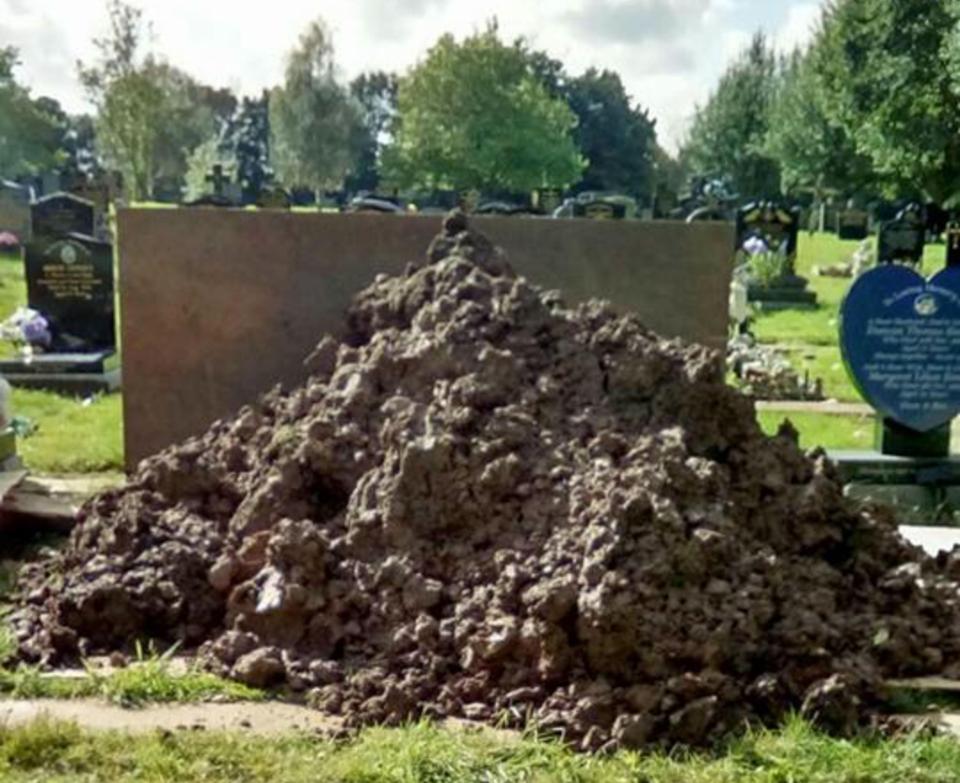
[10,212,960,750]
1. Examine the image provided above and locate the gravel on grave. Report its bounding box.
[10,212,960,750]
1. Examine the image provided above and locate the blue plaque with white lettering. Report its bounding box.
[840,265,960,432]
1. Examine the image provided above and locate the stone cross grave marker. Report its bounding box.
[877,204,925,267]
[206,164,228,198]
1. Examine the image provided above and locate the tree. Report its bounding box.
[564,68,657,198]
[382,24,584,193]
[346,71,398,193]
[78,0,230,200]
[681,32,781,198]
[764,47,875,201]
[0,47,63,177]
[78,0,166,199]
[811,0,960,203]
[149,61,236,187]
[223,91,272,201]
[270,20,360,194]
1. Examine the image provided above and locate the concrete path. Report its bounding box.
[899,526,960,557]
[0,698,341,735]
[756,400,874,416]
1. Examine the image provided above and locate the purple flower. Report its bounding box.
[21,312,51,347]
[742,235,769,256]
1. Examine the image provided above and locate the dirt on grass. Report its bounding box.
[8,212,960,751]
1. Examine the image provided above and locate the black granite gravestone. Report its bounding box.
[25,234,115,351]
[947,220,960,268]
[0,197,119,392]
[838,262,960,469]
[31,193,94,238]
[535,188,563,215]
[878,204,925,266]
[836,207,870,240]
[736,201,817,309]
[255,187,292,210]
[572,199,627,220]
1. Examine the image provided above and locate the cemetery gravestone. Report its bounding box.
[834,261,960,511]
[836,207,870,240]
[736,201,817,309]
[31,193,94,238]
[476,201,536,216]
[536,188,563,215]
[24,235,116,351]
[947,220,960,268]
[0,180,32,244]
[0,194,119,392]
[878,205,925,267]
[572,198,627,220]
[186,165,239,208]
[256,187,292,210]
[71,180,112,241]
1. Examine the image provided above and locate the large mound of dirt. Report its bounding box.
[10,213,960,749]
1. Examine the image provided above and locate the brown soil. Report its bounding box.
[9,212,960,750]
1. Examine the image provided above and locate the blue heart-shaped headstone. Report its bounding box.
[840,265,960,432]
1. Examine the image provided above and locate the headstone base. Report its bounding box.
[830,449,960,519]
[877,418,951,459]
[747,281,819,310]
[0,351,121,395]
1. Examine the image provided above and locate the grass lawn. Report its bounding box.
[0,717,958,783]
[757,410,875,450]
[13,389,123,473]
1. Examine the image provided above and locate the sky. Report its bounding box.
[1,0,824,152]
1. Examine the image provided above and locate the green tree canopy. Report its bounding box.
[382,25,584,193]
[564,68,657,198]
[681,32,781,198]
[346,71,398,193]
[0,47,64,177]
[270,20,360,194]
[79,0,234,200]
[764,49,874,198]
[811,0,960,203]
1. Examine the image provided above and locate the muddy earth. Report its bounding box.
[10,213,960,750]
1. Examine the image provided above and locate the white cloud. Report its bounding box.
[773,2,822,52]
[1,0,827,152]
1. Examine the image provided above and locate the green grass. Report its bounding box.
[758,411,876,450]
[0,663,262,706]
[0,716,957,782]
[0,640,262,706]
[0,251,26,359]
[13,389,123,473]
[780,345,860,402]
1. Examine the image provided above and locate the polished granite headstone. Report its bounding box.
[833,262,960,512]
[736,201,817,310]
[840,264,960,445]
[31,193,94,239]
[0,232,119,393]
